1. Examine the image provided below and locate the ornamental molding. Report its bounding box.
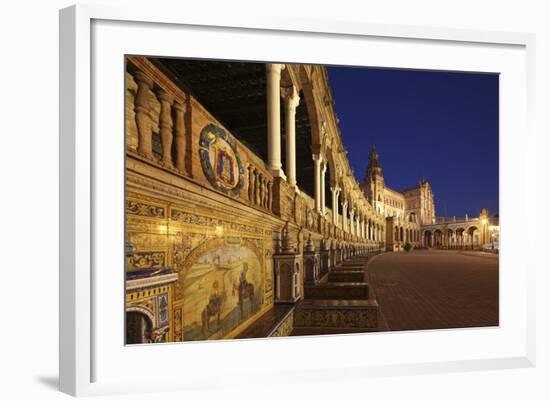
[126,273,178,291]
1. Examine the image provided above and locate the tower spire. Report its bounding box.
[367,144,382,175]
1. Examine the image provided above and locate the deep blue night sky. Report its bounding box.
[327,67,499,218]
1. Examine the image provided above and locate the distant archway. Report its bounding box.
[423,231,433,247]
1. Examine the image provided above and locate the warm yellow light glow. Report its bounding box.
[214,225,224,238]
[158,224,168,235]
[482,217,488,225]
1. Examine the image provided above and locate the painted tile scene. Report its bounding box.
[124,56,499,344]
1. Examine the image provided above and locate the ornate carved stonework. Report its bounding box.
[294,307,378,329]
[269,311,294,337]
[126,200,165,218]
[171,208,268,236]
[127,251,166,269]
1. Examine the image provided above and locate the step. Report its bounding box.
[294,299,379,330]
[342,261,365,267]
[304,282,369,300]
[332,265,365,272]
[328,270,365,283]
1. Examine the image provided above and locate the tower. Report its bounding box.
[418,179,436,224]
[362,144,385,214]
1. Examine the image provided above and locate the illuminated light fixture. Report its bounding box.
[125,241,136,257]
[214,225,224,238]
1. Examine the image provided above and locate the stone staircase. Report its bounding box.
[294,252,382,333]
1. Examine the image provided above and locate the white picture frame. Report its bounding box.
[59,4,536,397]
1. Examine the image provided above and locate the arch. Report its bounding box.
[126,309,154,344]
[423,230,433,247]
[433,229,443,247]
[297,66,323,152]
[293,89,315,197]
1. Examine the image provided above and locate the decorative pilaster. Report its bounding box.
[134,71,154,158]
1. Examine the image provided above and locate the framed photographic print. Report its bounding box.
[60,4,536,397]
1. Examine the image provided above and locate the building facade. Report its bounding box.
[123,56,497,344]
[361,146,432,251]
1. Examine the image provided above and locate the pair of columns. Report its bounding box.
[134,71,187,172]
[266,64,300,187]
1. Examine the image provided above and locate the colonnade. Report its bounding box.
[131,60,385,247]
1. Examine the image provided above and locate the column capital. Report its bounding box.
[156,88,174,104]
[312,153,322,162]
[282,85,300,109]
[133,70,154,87]
[266,63,285,75]
[173,99,186,112]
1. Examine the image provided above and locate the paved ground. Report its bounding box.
[368,250,499,331]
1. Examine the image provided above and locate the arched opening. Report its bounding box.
[399,226,404,242]
[126,310,153,345]
[434,230,443,247]
[423,231,433,247]
[456,228,465,248]
[289,90,314,197]
[446,229,454,248]
[467,226,479,249]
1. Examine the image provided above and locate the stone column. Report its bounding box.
[313,154,322,212]
[320,161,327,214]
[331,187,340,226]
[336,189,341,226]
[283,86,300,187]
[266,64,285,178]
[134,71,154,158]
[157,89,174,168]
[173,100,186,173]
[342,201,348,232]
